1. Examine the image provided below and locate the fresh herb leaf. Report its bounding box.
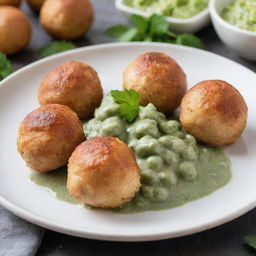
[245,235,256,249]
[39,41,76,58]
[176,34,204,49]
[106,25,138,42]
[149,14,169,37]
[111,89,140,122]
[0,52,13,81]
[131,14,148,35]
[106,14,204,49]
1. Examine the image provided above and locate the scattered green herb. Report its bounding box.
[39,41,76,58]
[0,52,13,81]
[245,235,256,249]
[106,14,204,49]
[111,89,140,122]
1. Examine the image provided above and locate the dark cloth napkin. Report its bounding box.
[0,206,44,256]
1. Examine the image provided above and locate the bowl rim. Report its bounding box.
[209,0,256,36]
[115,0,209,24]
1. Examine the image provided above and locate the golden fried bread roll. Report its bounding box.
[180,80,248,146]
[38,61,103,119]
[17,104,85,172]
[0,0,21,6]
[26,0,45,10]
[0,6,31,54]
[40,0,93,40]
[67,137,141,208]
[123,52,187,114]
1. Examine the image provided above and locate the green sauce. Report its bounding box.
[30,167,80,205]
[31,95,231,214]
[124,0,209,19]
[222,0,256,32]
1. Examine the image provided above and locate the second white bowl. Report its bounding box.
[209,0,256,61]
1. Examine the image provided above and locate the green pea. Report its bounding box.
[141,185,155,200]
[132,119,160,139]
[159,136,186,153]
[135,135,162,157]
[95,101,119,121]
[179,162,197,181]
[158,171,177,186]
[159,120,180,134]
[182,147,198,161]
[153,187,170,201]
[141,169,160,186]
[185,134,197,147]
[84,119,101,138]
[146,156,164,171]
[101,116,127,141]
[139,103,159,121]
[162,149,179,165]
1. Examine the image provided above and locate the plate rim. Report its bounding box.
[1,42,256,241]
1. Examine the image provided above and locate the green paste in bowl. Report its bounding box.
[124,0,209,19]
[222,0,256,32]
[31,95,231,213]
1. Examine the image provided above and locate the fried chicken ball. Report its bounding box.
[26,0,45,10]
[0,0,21,6]
[38,61,103,119]
[180,80,248,146]
[0,6,31,55]
[40,0,94,40]
[67,137,141,208]
[123,52,187,114]
[17,104,85,173]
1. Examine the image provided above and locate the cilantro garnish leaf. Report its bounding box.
[175,33,204,49]
[106,25,138,42]
[245,235,256,249]
[111,89,140,122]
[131,14,148,35]
[106,14,204,49]
[0,52,13,81]
[39,41,76,58]
[149,14,169,36]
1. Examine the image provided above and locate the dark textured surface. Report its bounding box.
[9,0,256,255]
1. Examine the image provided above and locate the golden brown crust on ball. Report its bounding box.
[17,104,85,172]
[123,52,187,114]
[67,136,141,208]
[0,0,21,6]
[40,0,94,40]
[26,0,45,10]
[38,61,103,119]
[180,80,248,146]
[0,6,31,54]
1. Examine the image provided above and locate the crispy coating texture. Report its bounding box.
[38,61,103,119]
[123,52,187,114]
[0,6,31,54]
[40,0,93,39]
[67,137,141,208]
[26,0,45,10]
[180,80,248,146]
[17,104,85,172]
[0,0,21,6]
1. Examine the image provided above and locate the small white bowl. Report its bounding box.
[210,0,256,61]
[115,0,210,34]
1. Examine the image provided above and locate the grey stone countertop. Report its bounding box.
[8,0,256,255]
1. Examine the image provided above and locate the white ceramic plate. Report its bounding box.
[0,43,256,242]
[115,0,210,33]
